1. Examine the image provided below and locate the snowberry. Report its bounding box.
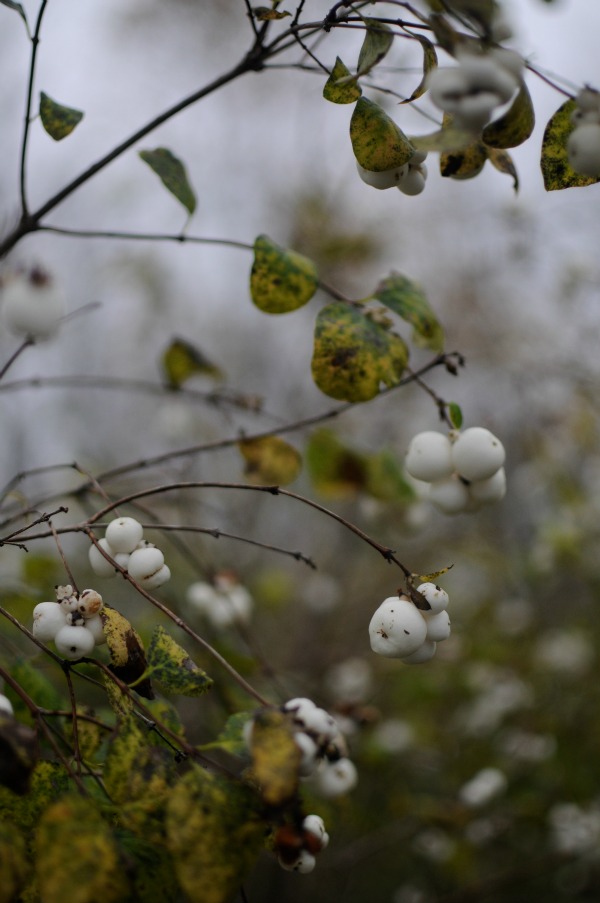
[141,564,171,590]
[456,51,518,104]
[303,814,329,851]
[454,92,500,130]
[1,269,66,340]
[468,467,507,505]
[314,757,358,798]
[187,581,219,612]
[284,697,318,729]
[490,48,524,80]
[54,624,95,660]
[88,538,119,578]
[77,589,104,618]
[127,546,165,581]
[425,610,451,643]
[83,614,106,646]
[301,706,339,743]
[369,597,427,658]
[278,850,317,874]
[398,165,427,196]
[356,160,407,190]
[405,431,454,483]
[451,427,505,482]
[294,732,319,777]
[105,517,144,554]
[427,67,470,115]
[32,601,68,643]
[428,475,470,515]
[567,123,600,177]
[416,582,449,614]
[402,640,437,664]
[0,693,13,716]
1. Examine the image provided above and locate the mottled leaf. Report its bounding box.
[440,138,488,180]
[161,337,222,387]
[139,147,197,214]
[312,301,409,402]
[248,708,300,806]
[488,146,519,191]
[448,402,463,429]
[104,715,172,812]
[375,271,444,352]
[323,57,362,104]
[238,435,302,485]
[39,92,83,141]
[306,429,369,498]
[357,19,394,77]
[400,35,438,104]
[350,97,414,172]
[0,821,28,903]
[100,607,154,700]
[483,82,535,148]
[250,234,318,314]
[200,711,253,757]
[541,100,600,191]
[147,626,213,697]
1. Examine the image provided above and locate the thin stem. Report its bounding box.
[62,666,82,777]
[0,338,33,382]
[19,0,49,216]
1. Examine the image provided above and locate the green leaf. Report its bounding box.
[147,626,213,697]
[306,429,369,499]
[312,301,409,402]
[5,658,63,720]
[488,146,519,191]
[248,708,300,806]
[250,234,318,313]
[374,271,444,352]
[139,147,197,214]
[166,765,263,903]
[350,97,414,172]
[366,449,417,502]
[200,711,253,757]
[100,607,154,700]
[323,57,362,105]
[541,100,600,191]
[238,435,302,485]
[0,820,28,903]
[400,35,438,104]
[448,402,463,429]
[161,337,222,387]
[482,82,535,148]
[440,137,488,180]
[39,92,84,141]
[356,19,394,77]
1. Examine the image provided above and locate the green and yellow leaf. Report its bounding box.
[400,35,438,104]
[482,81,535,149]
[541,99,600,191]
[139,147,197,214]
[374,271,444,352]
[356,19,394,77]
[247,708,300,806]
[250,235,318,314]
[350,97,414,172]
[39,92,83,141]
[161,338,222,387]
[238,435,302,485]
[323,57,362,104]
[100,607,154,700]
[147,625,213,697]
[306,429,369,499]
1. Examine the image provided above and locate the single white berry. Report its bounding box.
[456,51,518,103]
[114,552,131,570]
[427,67,470,114]
[398,165,427,196]
[425,610,451,642]
[303,814,329,850]
[405,431,454,483]
[356,160,408,190]
[301,706,338,742]
[284,697,318,729]
[402,640,437,664]
[83,614,106,646]
[0,693,14,716]
[88,538,119,578]
[54,624,95,660]
[454,91,501,130]
[77,589,104,618]
[428,475,470,515]
[33,601,68,643]
[105,517,144,554]
[186,581,218,612]
[278,850,317,874]
[490,48,524,80]
[294,732,319,777]
[369,597,427,658]
[575,87,600,115]
[314,757,358,797]
[451,427,506,482]
[127,546,165,581]
[410,149,428,166]
[416,582,449,614]
[567,123,600,177]
[141,563,171,589]
[1,269,66,340]
[468,466,507,505]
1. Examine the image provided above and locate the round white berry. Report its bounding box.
[1,270,66,341]
[398,165,427,196]
[314,757,358,798]
[83,614,106,646]
[455,91,501,130]
[416,582,449,614]
[88,538,118,578]
[456,51,518,103]
[0,693,14,716]
[405,431,454,483]
[369,597,428,658]
[105,517,144,554]
[141,563,171,590]
[127,546,165,581]
[284,697,318,729]
[186,581,218,613]
[567,123,600,177]
[77,589,104,618]
[575,87,600,115]
[425,610,451,642]
[278,850,317,874]
[302,706,338,742]
[451,427,505,482]
[427,67,470,114]
[356,160,407,190]
[468,466,507,505]
[54,625,95,660]
[32,601,68,643]
[294,732,319,777]
[303,814,329,850]
[402,640,437,664]
[410,149,428,166]
[428,475,470,515]
[490,48,524,80]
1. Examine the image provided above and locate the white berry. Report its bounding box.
[402,640,437,664]
[284,697,318,729]
[33,601,68,643]
[356,160,407,190]
[0,693,14,716]
[127,546,165,581]
[369,597,427,658]
[303,814,329,850]
[398,165,427,196]
[416,582,449,614]
[425,610,451,642]
[405,431,454,483]
[279,850,317,874]
[141,563,171,589]
[451,427,505,482]
[455,91,500,130]
[88,538,119,578]
[314,757,358,797]
[456,51,518,103]
[1,269,66,340]
[301,706,338,742]
[428,475,470,515]
[468,467,507,505]
[567,123,600,177]
[427,67,470,115]
[77,589,104,618]
[54,625,95,660]
[105,517,144,554]
[83,614,106,646]
[294,732,319,777]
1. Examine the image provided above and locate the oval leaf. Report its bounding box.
[350,97,414,172]
[374,271,444,352]
[161,337,222,387]
[100,607,154,700]
[448,401,463,429]
[323,57,362,104]
[541,100,600,191]
[312,301,408,402]
[248,708,300,806]
[357,19,394,77]
[488,147,519,191]
[147,626,213,697]
[139,147,197,214]
[400,35,438,104]
[238,435,302,485]
[250,234,318,313]
[440,139,488,180]
[39,92,83,141]
[306,429,369,498]
[482,81,535,149]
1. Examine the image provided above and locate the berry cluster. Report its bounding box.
[89,516,171,589]
[32,585,106,660]
[426,48,523,131]
[186,572,253,628]
[369,584,451,664]
[356,150,428,196]
[0,267,66,341]
[405,427,506,515]
[568,88,600,177]
[274,814,330,875]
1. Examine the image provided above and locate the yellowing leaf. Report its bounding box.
[250,235,318,313]
[100,607,154,700]
[39,92,83,141]
[248,708,300,806]
[161,337,222,387]
[147,626,213,696]
[306,429,369,498]
[374,271,444,352]
[541,100,600,191]
[356,19,394,77]
[238,435,302,485]
[139,147,197,214]
[400,35,438,104]
[253,6,290,19]
[323,57,362,105]
[488,147,519,191]
[312,302,408,402]
[0,820,28,903]
[350,97,414,172]
[440,139,488,180]
[483,82,535,148]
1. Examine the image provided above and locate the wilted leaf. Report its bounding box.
[0,820,28,903]
[488,147,519,191]
[166,766,263,903]
[253,6,290,19]
[39,92,83,141]
[147,626,213,696]
[374,271,444,352]
[541,100,600,191]
[482,82,535,148]
[366,449,416,502]
[100,607,154,700]
[323,57,362,105]
[312,301,409,402]
[250,234,318,314]
[400,35,438,104]
[440,139,488,180]
[139,147,197,214]
[36,795,130,903]
[0,713,38,795]
[161,337,222,387]
[350,97,414,172]
[448,402,463,429]
[306,429,369,498]
[356,19,394,77]
[248,708,300,806]
[238,435,302,485]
